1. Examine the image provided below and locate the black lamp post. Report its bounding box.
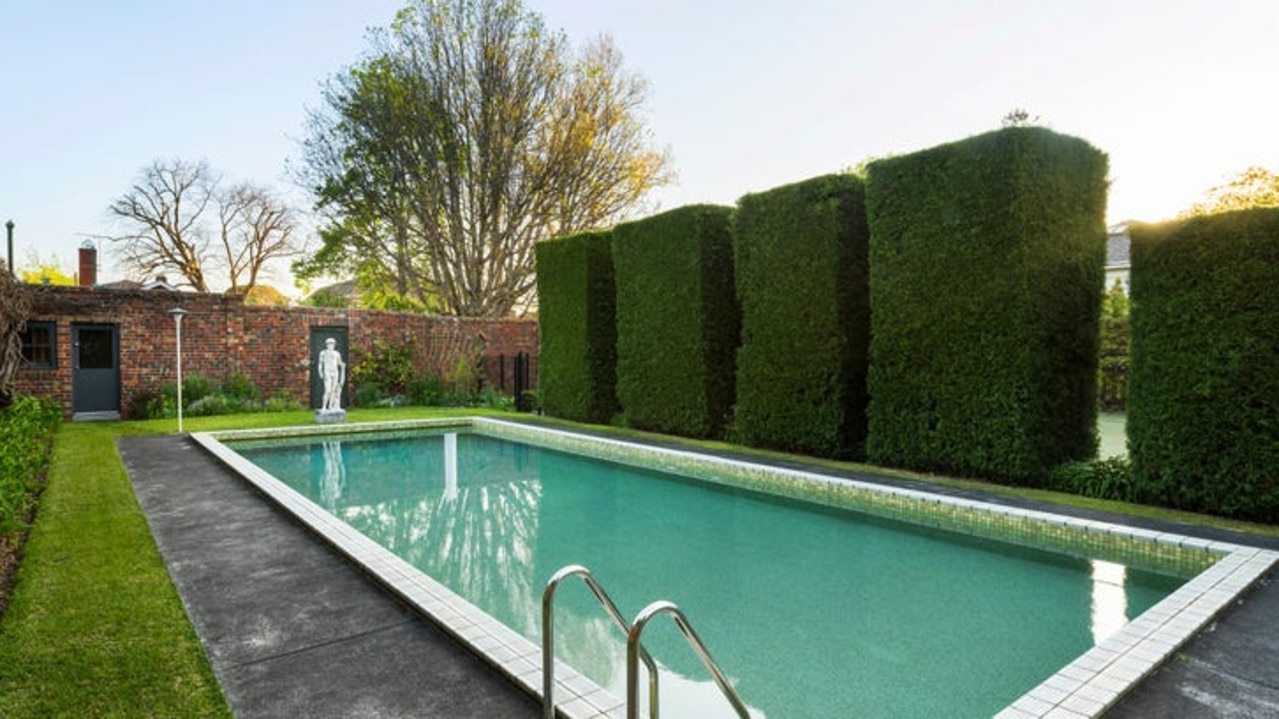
[5,220,12,275]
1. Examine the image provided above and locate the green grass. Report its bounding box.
[0,405,1273,718]
[0,421,230,718]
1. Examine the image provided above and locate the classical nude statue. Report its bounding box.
[318,338,346,412]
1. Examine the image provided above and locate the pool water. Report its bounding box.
[232,430,1183,718]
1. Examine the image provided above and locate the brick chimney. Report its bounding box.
[78,241,97,286]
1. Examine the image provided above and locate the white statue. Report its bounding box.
[318,338,346,412]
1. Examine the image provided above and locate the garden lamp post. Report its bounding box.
[169,307,188,432]
[5,220,13,275]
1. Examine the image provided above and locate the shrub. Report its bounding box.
[408,375,445,406]
[184,394,243,417]
[1128,209,1279,521]
[613,205,738,439]
[536,230,617,424]
[865,127,1108,483]
[181,374,218,405]
[733,173,870,458]
[0,395,61,532]
[222,371,261,402]
[1047,456,1135,502]
[351,340,414,397]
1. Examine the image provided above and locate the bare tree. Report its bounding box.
[216,183,299,295]
[107,159,301,293]
[108,158,216,291]
[298,0,671,316]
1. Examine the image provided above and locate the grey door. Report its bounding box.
[72,324,120,416]
[309,327,349,409]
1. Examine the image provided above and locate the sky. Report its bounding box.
[4,0,1278,292]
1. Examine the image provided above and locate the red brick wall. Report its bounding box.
[15,284,538,418]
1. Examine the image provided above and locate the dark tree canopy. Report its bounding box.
[296,0,671,317]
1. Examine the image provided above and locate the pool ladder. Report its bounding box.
[541,564,751,719]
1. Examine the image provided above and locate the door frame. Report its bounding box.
[71,323,121,419]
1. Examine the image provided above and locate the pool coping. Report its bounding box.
[192,417,1278,719]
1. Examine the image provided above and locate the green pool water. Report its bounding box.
[231,429,1182,718]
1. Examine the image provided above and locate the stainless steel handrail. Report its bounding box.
[626,600,751,719]
[542,564,660,719]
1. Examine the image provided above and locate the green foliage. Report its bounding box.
[613,204,738,438]
[408,375,445,406]
[1128,209,1279,521]
[0,396,61,533]
[1097,279,1130,410]
[182,374,219,404]
[222,371,261,402]
[351,339,415,397]
[299,0,670,316]
[1047,457,1135,502]
[536,230,617,424]
[1180,166,1279,218]
[865,127,1108,483]
[733,174,870,458]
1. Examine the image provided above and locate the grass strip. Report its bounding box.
[0,422,230,718]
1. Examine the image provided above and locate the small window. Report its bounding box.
[20,321,56,369]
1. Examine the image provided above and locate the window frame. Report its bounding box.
[19,321,57,369]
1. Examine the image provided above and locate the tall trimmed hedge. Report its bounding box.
[865,127,1108,483]
[613,205,738,438]
[733,174,870,458]
[535,230,617,424]
[1128,209,1279,521]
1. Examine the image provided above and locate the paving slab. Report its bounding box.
[119,434,540,719]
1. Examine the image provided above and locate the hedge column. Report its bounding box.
[734,174,871,458]
[613,205,738,439]
[865,127,1108,482]
[1128,209,1279,521]
[535,231,617,424]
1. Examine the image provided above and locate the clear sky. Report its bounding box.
[4,0,1277,290]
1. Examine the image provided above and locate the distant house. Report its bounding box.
[1106,225,1130,292]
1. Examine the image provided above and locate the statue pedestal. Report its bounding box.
[314,409,347,424]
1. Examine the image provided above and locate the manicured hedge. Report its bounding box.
[1128,209,1279,521]
[733,174,870,457]
[865,127,1108,483]
[535,231,617,424]
[0,395,61,533]
[612,205,738,438]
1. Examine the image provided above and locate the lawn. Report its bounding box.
[0,406,1273,717]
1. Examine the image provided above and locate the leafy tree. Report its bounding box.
[1097,279,1130,411]
[1180,166,1279,217]
[242,284,290,307]
[297,0,672,317]
[106,159,301,293]
[0,265,30,408]
[18,251,76,286]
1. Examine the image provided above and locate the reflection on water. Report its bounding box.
[235,431,1183,719]
[1091,560,1130,645]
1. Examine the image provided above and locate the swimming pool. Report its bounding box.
[195,418,1277,718]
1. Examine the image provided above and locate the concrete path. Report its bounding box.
[119,432,1279,718]
[118,435,540,719]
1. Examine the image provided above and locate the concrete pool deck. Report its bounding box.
[119,432,1279,718]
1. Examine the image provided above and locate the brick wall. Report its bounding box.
[15,284,538,418]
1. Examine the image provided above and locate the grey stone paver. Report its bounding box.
[119,434,540,719]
